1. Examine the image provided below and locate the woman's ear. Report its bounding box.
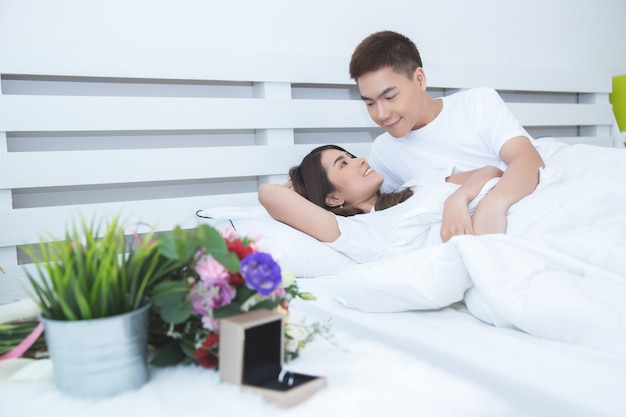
[325,193,344,208]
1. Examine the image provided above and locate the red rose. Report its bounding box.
[227,239,254,260]
[228,272,245,287]
[194,333,219,368]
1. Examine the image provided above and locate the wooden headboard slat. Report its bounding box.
[1,52,621,265]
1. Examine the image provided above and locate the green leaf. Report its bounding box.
[249,298,281,312]
[155,231,183,261]
[179,337,199,362]
[151,281,193,324]
[195,225,240,272]
[21,212,162,320]
[216,253,240,273]
[232,285,256,304]
[158,226,202,265]
[212,302,242,319]
[152,280,190,298]
[150,340,186,367]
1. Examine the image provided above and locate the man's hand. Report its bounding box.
[474,135,544,234]
[471,194,508,235]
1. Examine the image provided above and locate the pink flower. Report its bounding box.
[221,226,240,241]
[270,287,286,299]
[201,316,220,332]
[195,254,228,282]
[248,241,260,253]
[189,277,236,315]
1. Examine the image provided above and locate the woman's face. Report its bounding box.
[320,148,384,210]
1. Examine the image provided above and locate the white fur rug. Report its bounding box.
[0,308,520,417]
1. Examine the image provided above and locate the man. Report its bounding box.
[349,30,545,241]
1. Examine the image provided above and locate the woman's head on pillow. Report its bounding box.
[288,144,413,217]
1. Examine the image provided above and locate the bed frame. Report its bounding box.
[1,47,625,416]
[0,48,623,267]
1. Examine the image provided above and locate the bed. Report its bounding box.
[1,45,625,417]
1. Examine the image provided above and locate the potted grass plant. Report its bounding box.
[23,215,167,398]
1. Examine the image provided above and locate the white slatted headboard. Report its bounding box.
[0,48,622,266]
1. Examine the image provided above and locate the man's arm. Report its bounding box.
[471,136,545,235]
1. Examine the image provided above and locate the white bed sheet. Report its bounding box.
[0,308,520,417]
[0,268,521,417]
[2,274,624,417]
[293,276,626,417]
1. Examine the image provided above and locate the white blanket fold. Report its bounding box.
[334,244,471,312]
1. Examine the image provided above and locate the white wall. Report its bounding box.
[1,0,625,76]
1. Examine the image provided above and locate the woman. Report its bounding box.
[258,145,502,263]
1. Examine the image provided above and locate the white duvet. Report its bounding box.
[335,139,626,356]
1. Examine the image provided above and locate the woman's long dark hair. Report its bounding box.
[289,145,413,217]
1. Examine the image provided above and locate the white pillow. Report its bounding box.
[196,206,356,278]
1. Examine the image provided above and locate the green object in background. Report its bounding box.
[610,74,626,132]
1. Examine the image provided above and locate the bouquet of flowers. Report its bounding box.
[148,224,326,368]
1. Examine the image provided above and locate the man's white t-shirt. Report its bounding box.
[368,87,532,193]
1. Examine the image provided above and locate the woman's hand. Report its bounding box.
[441,166,504,242]
[441,193,473,242]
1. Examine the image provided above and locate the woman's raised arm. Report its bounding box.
[258,183,341,242]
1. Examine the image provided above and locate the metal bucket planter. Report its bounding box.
[41,301,151,398]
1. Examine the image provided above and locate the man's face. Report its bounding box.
[357,66,429,138]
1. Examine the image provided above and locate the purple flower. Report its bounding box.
[189,277,236,315]
[240,252,282,296]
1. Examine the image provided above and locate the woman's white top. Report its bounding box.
[327,174,500,263]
